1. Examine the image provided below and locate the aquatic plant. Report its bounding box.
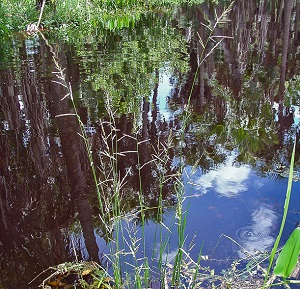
[22,1,300,288]
[169,2,235,286]
[263,139,300,288]
[36,2,237,288]
[32,261,114,289]
[274,226,300,279]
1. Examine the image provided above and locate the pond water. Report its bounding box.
[0,1,300,288]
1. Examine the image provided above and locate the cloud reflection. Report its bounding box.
[193,153,251,197]
[236,205,277,258]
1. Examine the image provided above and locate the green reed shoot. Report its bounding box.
[263,139,297,288]
[169,3,234,287]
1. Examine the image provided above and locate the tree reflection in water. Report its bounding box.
[0,1,299,288]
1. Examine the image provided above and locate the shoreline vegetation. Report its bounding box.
[1,0,299,288]
[0,0,206,36]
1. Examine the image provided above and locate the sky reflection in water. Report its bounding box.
[183,161,300,262]
[192,151,251,198]
[236,205,277,258]
[1,1,300,287]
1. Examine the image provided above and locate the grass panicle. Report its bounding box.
[31,2,299,288]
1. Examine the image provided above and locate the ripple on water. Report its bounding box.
[236,226,262,242]
[235,205,277,258]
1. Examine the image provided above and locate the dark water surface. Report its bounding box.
[1,2,300,288]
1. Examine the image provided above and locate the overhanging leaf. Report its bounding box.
[274,227,300,278]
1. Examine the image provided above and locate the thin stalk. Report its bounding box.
[263,139,296,287]
[112,219,122,288]
[39,31,104,213]
[192,241,204,286]
[171,188,189,286]
[136,136,148,286]
[37,0,46,28]
[169,4,234,286]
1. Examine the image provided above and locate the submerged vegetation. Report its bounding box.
[0,0,299,288]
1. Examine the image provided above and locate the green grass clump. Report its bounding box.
[26,1,300,288]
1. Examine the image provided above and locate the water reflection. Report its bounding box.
[0,0,299,288]
[193,151,251,197]
[0,44,101,288]
[236,205,278,258]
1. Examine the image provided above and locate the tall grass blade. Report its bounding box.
[263,139,296,286]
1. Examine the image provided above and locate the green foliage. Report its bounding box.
[93,0,141,8]
[286,75,300,107]
[0,2,7,35]
[0,0,208,36]
[2,1,299,288]
[68,13,189,117]
[0,0,38,31]
[38,261,114,289]
[148,0,205,4]
[274,227,300,278]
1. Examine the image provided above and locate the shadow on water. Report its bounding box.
[0,1,300,288]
